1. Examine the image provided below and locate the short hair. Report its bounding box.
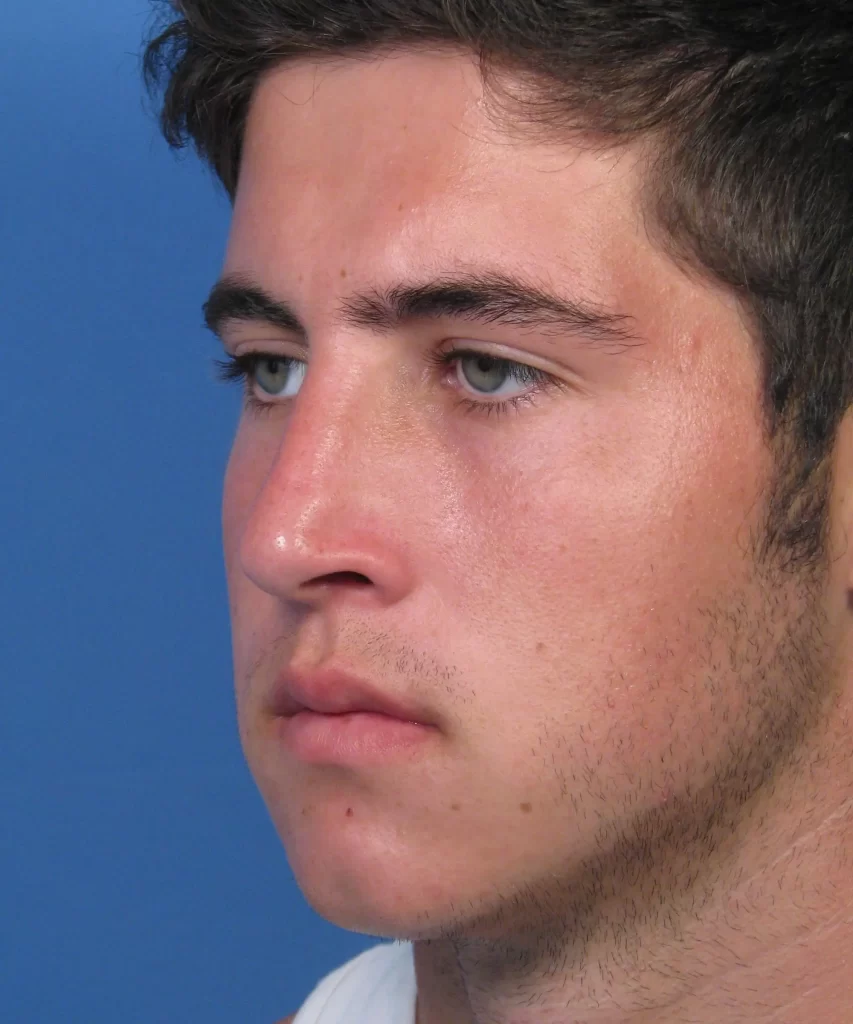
[144,1,853,573]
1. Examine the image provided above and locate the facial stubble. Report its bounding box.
[427,519,838,1007]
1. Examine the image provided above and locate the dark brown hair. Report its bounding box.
[144,1,853,573]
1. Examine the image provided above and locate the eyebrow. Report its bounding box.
[203,271,640,352]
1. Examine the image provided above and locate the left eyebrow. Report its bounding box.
[203,270,641,352]
[204,276,307,341]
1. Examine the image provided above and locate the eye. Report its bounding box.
[254,355,305,398]
[424,346,568,418]
[214,352,306,409]
[454,352,542,398]
[216,345,569,421]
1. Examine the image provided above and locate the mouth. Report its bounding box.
[267,664,438,763]
[270,665,436,725]
[274,708,437,764]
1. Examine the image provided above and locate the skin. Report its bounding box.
[218,50,853,1023]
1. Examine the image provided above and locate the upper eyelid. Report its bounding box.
[228,341,546,364]
[231,347,551,386]
[230,346,559,394]
[244,348,556,393]
[224,334,304,354]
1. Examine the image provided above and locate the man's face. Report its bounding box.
[220,50,837,942]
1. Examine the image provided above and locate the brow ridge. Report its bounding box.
[204,271,640,352]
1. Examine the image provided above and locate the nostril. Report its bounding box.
[314,571,372,586]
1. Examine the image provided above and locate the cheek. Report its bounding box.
[480,365,765,609]
[468,403,680,611]
[221,436,246,573]
[456,390,768,757]
[221,419,276,573]
[221,423,275,660]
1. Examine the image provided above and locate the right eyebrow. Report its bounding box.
[203,271,641,353]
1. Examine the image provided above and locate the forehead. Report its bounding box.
[227,50,660,306]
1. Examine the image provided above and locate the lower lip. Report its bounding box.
[276,710,436,764]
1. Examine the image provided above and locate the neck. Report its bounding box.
[414,746,853,1024]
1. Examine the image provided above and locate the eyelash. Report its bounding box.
[214,349,567,419]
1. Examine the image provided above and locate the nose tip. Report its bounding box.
[236,470,416,609]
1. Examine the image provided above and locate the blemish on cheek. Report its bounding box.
[451,803,461,811]
[398,202,404,212]
[340,267,347,278]
[536,642,546,654]
[346,807,354,817]
[520,802,533,814]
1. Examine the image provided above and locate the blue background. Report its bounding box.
[2,2,374,1019]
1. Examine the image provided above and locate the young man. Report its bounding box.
[145,3,853,1022]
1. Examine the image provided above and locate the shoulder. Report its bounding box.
[273,942,408,1024]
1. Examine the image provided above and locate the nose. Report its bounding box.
[232,353,419,610]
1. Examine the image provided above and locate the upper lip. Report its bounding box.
[271,666,435,726]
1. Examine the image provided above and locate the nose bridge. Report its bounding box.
[240,348,418,596]
[272,349,403,512]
